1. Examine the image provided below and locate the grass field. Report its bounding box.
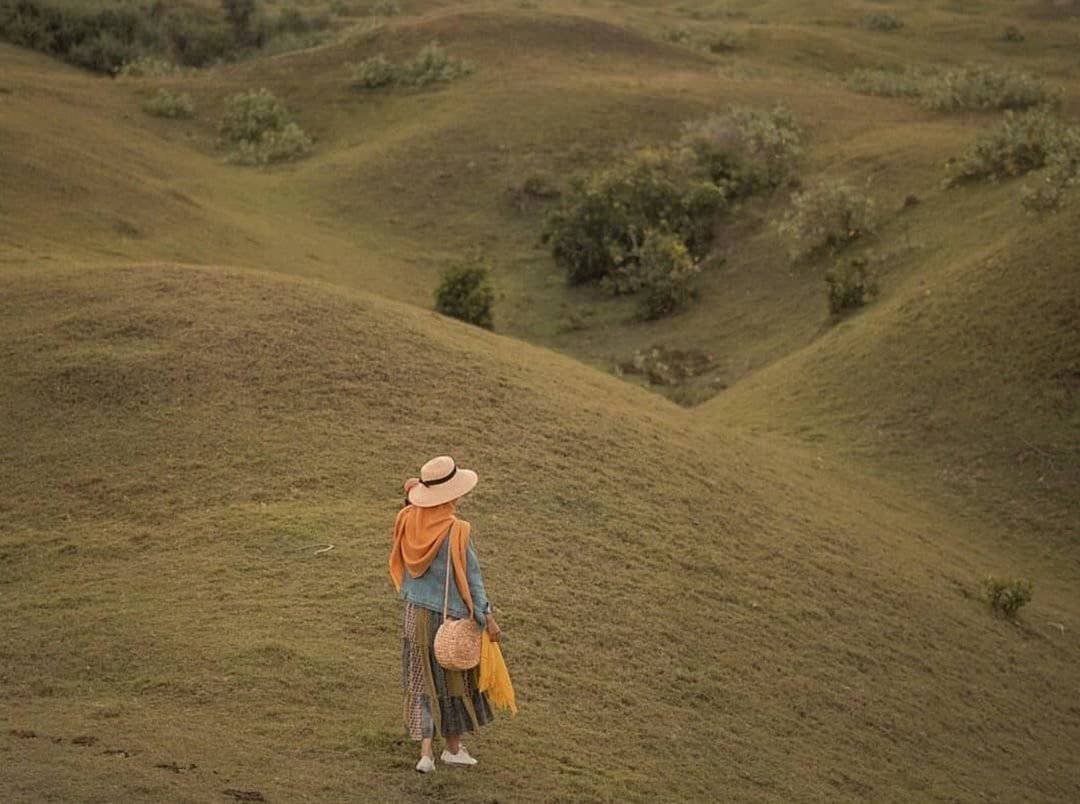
[1,0,1078,801]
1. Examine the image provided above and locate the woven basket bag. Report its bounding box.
[433,535,482,671]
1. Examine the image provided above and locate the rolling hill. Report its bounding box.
[1,263,1078,801]
[2,0,1079,800]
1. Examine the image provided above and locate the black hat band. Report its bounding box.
[419,464,457,487]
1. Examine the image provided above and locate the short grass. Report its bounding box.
[2,0,1079,799]
[2,264,1078,801]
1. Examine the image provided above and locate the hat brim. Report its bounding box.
[407,467,478,507]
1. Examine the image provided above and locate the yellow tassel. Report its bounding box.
[479,630,518,715]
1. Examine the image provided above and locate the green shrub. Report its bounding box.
[679,104,802,200]
[434,260,495,329]
[226,122,313,165]
[0,1,158,73]
[349,54,399,88]
[219,89,312,165]
[1001,25,1024,43]
[663,26,693,45]
[859,13,904,32]
[401,41,475,86]
[948,106,1075,184]
[160,6,234,67]
[981,576,1033,618]
[824,257,877,314]
[220,88,292,143]
[369,0,402,15]
[1020,125,1080,212]
[921,63,1059,112]
[141,88,195,118]
[706,31,739,53]
[222,0,257,43]
[117,55,179,78]
[845,66,926,98]
[632,229,702,320]
[542,148,725,285]
[777,179,879,260]
[350,43,474,89]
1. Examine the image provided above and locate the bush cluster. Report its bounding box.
[219,88,313,165]
[678,104,803,200]
[434,259,495,329]
[542,104,802,317]
[846,63,1059,113]
[368,0,401,16]
[630,229,702,320]
[0,0,331,74]
[982,576,1033,619]
[542,148,723,288]
[920,63,1059,112]
[824,257,877,315]
[776,179,879,261]
[949,106,1077,184]
[845,66,926,98]
[142,88,195,118]
[859,13,903,32]
[349,42,474,89]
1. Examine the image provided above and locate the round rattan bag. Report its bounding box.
[433,543,482,671]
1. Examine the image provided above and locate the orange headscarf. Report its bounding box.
[389,501,475,618]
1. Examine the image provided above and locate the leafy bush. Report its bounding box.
[0,1,158,73]
[1001,25,1024,43]
[219,89,312,165]
[160,6,234,67]
[824,257,877,314]
[434,260,495,329]
[401,41,475,87]
[706,31,739,53]
[921,64,1059,112]
[542,148,724,285]
[222,0,257,43]
[349,54,399,88]
[226,122,313,165]
[948,106,1075,184]
[141,88,194,118]
[117,55,178,78]
[349,43,474,89]
[679,104,802,200]
[631,229,702,320]
[369,0,402,15]
[0,0,323,73]
[859,13,903,31]
[1020,124,1080,212]
[845,66,926,98]
[982,576,1033,619]
[777,179,878,260]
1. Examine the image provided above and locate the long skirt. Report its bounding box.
[402,601,494,741]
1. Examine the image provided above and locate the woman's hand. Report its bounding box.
[485,614,503,643]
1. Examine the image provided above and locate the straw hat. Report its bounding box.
[406,455,478,507]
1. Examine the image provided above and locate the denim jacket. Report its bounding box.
[400,535,491,628]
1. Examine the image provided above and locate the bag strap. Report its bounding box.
[442,524,454,621]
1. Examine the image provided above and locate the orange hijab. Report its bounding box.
[389,501,475,618]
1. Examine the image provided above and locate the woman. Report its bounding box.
[388,455,503,773]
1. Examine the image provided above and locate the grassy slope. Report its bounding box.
[2,264,1078,802]
[702,177,1080,573]
[1,0,1079,799]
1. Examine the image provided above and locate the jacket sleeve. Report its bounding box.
[466,541,492,628]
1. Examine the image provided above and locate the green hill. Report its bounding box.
[2,264,1077,801]
[2,0,1079,800]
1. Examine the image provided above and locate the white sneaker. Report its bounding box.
[440,746,478,766]
[415,754,435,773]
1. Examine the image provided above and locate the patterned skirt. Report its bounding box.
[402,601,494,741]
